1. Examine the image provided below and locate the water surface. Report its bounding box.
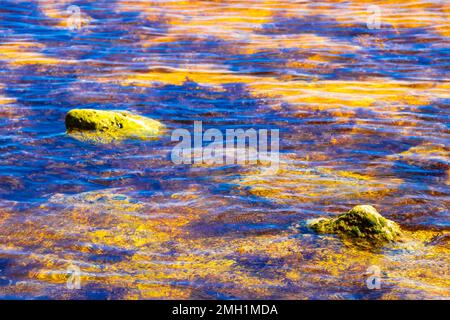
[0,0,449,299]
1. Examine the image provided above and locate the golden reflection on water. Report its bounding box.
[1,187,449,299]
[0,0,449,299]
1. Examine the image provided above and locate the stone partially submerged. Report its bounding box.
[307,205,402,247]
[65,109,164,144]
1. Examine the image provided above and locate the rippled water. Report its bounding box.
[0,0,449,299]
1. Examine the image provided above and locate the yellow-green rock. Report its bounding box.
[65,109,164,144]
[308,205,402,247]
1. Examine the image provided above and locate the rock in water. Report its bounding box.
[65,109,164,143]
[307,205,402,247]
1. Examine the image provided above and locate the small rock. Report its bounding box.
[65,109,164,143]
[307,205,402,247]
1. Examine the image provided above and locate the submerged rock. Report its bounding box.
[235,160,402,205]
[65,109,164,143]
[387,143,449,171]
[307,205,402,247]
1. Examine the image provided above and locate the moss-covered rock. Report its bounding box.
[65,109,164,143]
[307,205,402,247]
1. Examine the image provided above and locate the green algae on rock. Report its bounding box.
[65,109,164,143]
[307,205,402,247]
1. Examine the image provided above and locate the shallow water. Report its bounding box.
[0,0,449,299]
